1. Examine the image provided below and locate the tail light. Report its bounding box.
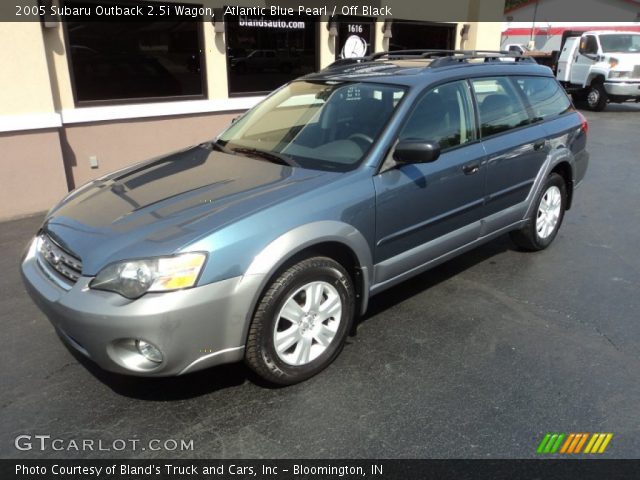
[577,111,589,135]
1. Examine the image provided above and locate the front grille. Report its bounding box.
[37,233,83,285]
[634,65,640,78]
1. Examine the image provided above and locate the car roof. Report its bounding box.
[583,30,640,36]
[302,50,554,87]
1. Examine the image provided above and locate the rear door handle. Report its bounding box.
[533,140,546,151]
[462,163,480,175]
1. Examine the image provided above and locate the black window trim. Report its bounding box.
[468,74,572,141]
[63,0,208,107]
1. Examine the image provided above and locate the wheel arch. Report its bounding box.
[550,161,574,209]
[240,221,374,342]
[585,72,606,88]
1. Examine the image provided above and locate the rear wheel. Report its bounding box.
[510,173,567,251]
[586,82,607,111]
[245,256,355,385]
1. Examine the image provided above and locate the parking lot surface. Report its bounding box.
[1,105,639,459]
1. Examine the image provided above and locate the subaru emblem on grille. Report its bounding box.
[47,251,60,265]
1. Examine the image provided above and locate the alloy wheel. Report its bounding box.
[536,185,562,239]
[273,281,342,366]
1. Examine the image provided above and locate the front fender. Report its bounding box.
[584,67,608,88]
[237,221,374,340]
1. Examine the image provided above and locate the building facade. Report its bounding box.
[0,0,504,220]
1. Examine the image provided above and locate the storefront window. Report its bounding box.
[389,21,456,51]
[225,14,318,96]
[335,16,375,59]
[65,1,205,104]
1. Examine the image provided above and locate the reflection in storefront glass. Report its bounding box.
[226,15,318,95]
[66,3,204,103]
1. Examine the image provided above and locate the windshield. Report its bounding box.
[217,80,406,171]
[599,34,640,53]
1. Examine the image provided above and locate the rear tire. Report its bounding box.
[510,173,567,251]
[586,82,607,111]
[245,256,355,385]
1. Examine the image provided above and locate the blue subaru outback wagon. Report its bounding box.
[22,50,589,384]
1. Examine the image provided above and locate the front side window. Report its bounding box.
[580,35,599,54]
[599,34,640,53]
[471,77,531,137]
[399,80,476,149]
[514,76,572,120]
[65,1,204,103]
[217,81,406,171]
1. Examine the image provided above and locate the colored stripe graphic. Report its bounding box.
[538,433,613,454]
[574,433,589,453]
[598,434,614,453]
[584,434,598,453]
[537,433,552,454]
[560,434,575,454]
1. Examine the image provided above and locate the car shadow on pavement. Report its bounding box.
[66,234,516,400]
[360,234,514,324]
[62,343,276,400]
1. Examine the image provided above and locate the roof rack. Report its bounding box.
[324,49,536,70]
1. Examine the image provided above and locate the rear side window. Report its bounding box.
[514,76,572,120]
[471,77,531,137]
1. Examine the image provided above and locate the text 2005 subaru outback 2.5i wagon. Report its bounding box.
[22,50,589,385]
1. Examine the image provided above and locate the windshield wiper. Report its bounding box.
[231,147,296,167]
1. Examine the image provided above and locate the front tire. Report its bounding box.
[586,82,607,111]
[245,256,355,385]
[510,173,567,251]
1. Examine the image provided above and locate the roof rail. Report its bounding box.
[324,57,369,69]
[323,49,537,71]
[428,52,537,67]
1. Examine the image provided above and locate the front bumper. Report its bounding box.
[21,238,264,376]
[604,81,640,97]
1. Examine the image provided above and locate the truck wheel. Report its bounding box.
[586,83,607,111]
[245,256,355,385]
[510,173,567,251]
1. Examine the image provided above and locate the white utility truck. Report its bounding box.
[556,31,640,111]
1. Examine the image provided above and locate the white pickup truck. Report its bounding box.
[556,31,640,111]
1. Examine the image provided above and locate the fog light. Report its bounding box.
[135,340,163,363]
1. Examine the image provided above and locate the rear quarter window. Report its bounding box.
[514,76,572,120]
[471,77,531,137]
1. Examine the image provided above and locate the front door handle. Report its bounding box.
[533,140,546,151]
[463,163,480,175]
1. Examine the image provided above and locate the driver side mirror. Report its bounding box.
[393,140,441,165]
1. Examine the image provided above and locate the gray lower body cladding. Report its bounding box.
[21,238,265,376]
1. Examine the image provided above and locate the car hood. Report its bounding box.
[43,145,336,275]
[605,52,640,68]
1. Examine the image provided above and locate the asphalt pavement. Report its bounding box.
[1,104,639,459]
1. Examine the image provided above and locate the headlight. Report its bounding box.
[609,71,631,79]
[90,252,207,299]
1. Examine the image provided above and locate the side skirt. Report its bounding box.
[369,218,526,297]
